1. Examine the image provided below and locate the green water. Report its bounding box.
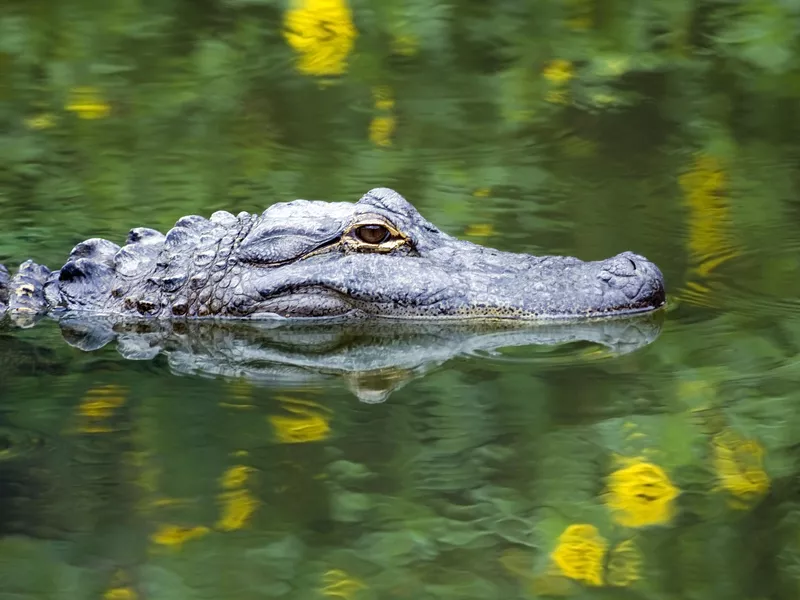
[2,1,800,598]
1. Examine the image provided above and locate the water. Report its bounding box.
[2,2,800,598]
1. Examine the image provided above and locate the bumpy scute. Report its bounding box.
[0,263,10,312]
[68,238,121,264]
[237,201,348,265]
[127,227,165,245]
[7,260,51,316]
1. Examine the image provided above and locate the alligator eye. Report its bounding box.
[355,224,391,245]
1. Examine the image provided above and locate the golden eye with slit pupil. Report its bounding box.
[355,224,391,244]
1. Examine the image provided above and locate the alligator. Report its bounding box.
[0,188,665,325]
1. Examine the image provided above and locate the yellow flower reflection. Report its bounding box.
[369,86,396,147]
[543,59,574,85]
[79,385,126,418]
[713,430,770,508]
[369,116,395,147]
[372,85,394,110]
[678,153,740,295]
[216,488,259,531]
[549,526,644,589]
[321,569,366,599]
[215,460,259,531]
[219,465,253,489]
[550,524,607,586]
[66,87,111,119]
[606,539,643,587]
[76,384,127,433]
[270,396,332,443]
[605,458,679,527]
[283,0,358,77]
[150,524,209,549]
[104,588,136,600]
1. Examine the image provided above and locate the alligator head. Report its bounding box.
[7,188,665,321]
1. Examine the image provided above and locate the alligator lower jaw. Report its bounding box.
[337,300,667,322]
[244,286,668,322]
[24,296,665,323]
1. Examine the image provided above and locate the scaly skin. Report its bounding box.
[0,188,666,323]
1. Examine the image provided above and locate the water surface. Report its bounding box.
[1,2,800,598]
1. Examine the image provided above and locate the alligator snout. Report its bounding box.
[597,251,666,311]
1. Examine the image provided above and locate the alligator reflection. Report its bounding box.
[49,313,663,402]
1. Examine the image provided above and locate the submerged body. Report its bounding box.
[0,188,666,322]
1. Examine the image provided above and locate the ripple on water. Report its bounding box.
[675,242,800,317]
[0,425,47,463]
[663,238,800,391]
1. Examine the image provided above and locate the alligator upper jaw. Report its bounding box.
[427,246,665,320]
[248,247,666,322]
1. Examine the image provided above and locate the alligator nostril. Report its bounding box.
[627,258,637,271]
